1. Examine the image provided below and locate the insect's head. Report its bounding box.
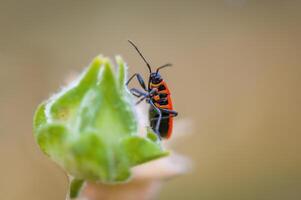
[150,72,162,84]
[128,40,172,77]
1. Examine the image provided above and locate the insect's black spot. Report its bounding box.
[159,93,168,98]
[158,84,166,91]
[158,98,168,105]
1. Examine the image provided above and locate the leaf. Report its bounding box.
[35,123,68,160]
[69,179,84,199]
[121,135,169,166]
[33,102,47,133]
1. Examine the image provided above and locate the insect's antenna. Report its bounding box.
[156,63,172,74]
[128,40,152,73]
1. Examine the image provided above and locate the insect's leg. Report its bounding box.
[129,88,148,98]
[150,109,178,121]
[135,97,146,105]
[126,73,147,91]
[128,88,149,105]
[160,109,178,117]
[150,115,175,121]
[149,101,162,138]
[135,88,157,105]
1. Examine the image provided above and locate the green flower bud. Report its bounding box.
[33,56,168,198]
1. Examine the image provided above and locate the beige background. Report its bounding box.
[0,0,301,199]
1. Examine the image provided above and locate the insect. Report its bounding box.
[126,40,178,139]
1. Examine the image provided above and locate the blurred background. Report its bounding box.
[1,0,301,199]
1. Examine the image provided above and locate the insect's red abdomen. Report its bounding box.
[149,80,173,138]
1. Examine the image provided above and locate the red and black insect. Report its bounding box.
[126,40,178,139]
